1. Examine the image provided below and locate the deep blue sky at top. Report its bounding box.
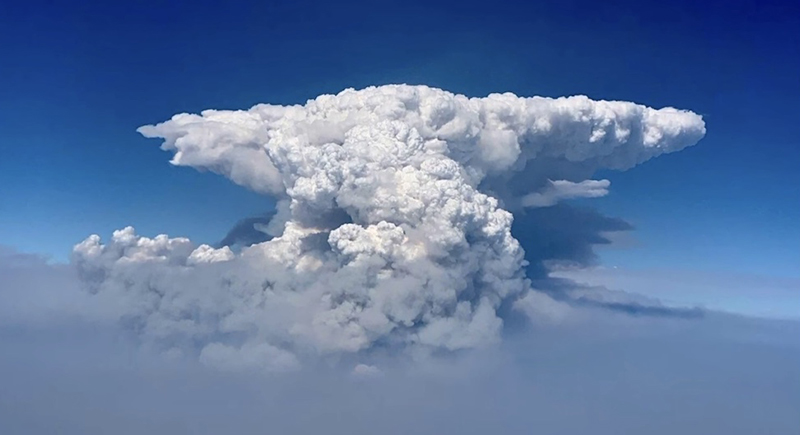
[1,0,798,276]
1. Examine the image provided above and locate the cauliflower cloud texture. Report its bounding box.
[73,85,705,371]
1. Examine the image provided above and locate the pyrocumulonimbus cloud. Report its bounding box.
[71,85,705,371]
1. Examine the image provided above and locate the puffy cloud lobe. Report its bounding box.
[75,85,705,370]
[138,86,705,195]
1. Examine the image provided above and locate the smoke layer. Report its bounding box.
[72,85,705,370]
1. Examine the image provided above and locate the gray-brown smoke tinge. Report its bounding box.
[71,85,706,371]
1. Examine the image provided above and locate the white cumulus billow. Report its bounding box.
[72,85,705,370]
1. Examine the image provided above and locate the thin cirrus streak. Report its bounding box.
[71,85,706,371]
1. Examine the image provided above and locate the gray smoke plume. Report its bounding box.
[72,85,705,371]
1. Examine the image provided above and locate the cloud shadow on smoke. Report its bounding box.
[512,203,633,277]
[219,202,699,322]
[510,203,704,319]
[574,297,705,319]
[218,204,354,250]
[217,212,277,249]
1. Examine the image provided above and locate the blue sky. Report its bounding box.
[1,3,799,432]
[1,0,798,282]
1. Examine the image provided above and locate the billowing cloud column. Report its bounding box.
[73,85,705,371]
